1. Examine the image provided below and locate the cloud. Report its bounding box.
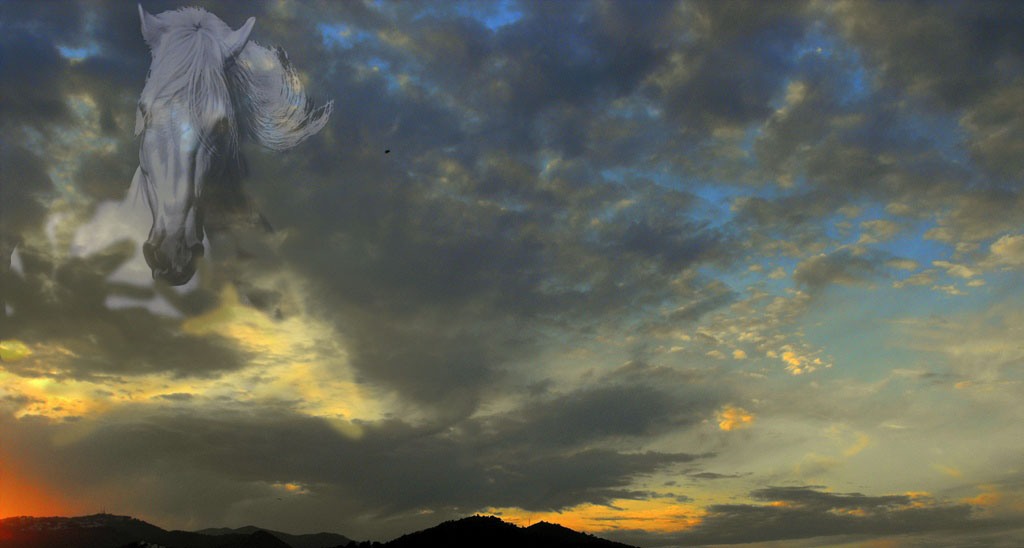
[658,486,1012,546]
[895,301,1024,384]
[834,0,1024,183]
[3,242,249,380]
[485,383,707,448]
[987,233,1024,267]
[925,190,1024,248]
[886,258,918,271]
[961,87,1024,180]
[833,1,1024,110]
[792,248,883,290]
[0,402,706,536]
[645,1,811,131]
[893,269,936,289]
[2,6,738,534]
[858,219,901,244]
[0,28,73,126]
[932,260,979,280]
[717,405,755,431]
[233,20,745,414]
[686,471,742,480]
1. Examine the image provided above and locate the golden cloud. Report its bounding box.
[717,405,755,431]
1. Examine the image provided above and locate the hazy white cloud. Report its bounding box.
[987,233,1024,267]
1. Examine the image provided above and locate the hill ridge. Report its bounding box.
[0,513,637,548]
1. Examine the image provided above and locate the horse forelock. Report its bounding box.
[139,8,240,153]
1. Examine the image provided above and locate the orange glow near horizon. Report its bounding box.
[0,461,75,519]
[487,497,705,534]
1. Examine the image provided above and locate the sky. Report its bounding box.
[2,1,1024,546]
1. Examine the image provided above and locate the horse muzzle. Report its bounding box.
[143,240,204,286]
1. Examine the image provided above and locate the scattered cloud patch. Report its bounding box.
[717,405,755,431]
[988,233,1024,267]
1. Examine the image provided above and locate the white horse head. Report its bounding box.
[134,5,331,285]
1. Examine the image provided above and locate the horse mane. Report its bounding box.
[228,42,333,151]
[136,7,332,153]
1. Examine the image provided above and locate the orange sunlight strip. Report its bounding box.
[487,498,705,534]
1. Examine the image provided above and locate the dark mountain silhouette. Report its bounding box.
[195,526,351,548]
[0,514,172,548]
[381,515,637,548]
[197,530,292,548]
[0,513,637,548]
[117,529,293,548]
[0,514,311,548]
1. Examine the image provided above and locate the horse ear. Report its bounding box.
[138,5,163,48]
[225,17,256,58]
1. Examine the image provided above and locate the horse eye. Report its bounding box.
[214,117,229,133]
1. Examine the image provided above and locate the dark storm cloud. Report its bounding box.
[737,53,970,251]
[230,0,746,414]
[0,1,90,126]
[341,314,522,418]
[598,485,1024,548]
[0,360,718,531]
[836,1,1024,111]
[726,10,973,246]
[685,471,741,480]
[749,486,908,508]
[728,192,840,258]
[928,187,1024,244]
[651,1,810,131]
[342,1,678,158]
[489,384,695,447]
[660,1,1024,254]
[836,1,1024,183]
[479,361,723,451]
[9,403,705,522]
[606,486,1014,547]
[962,87,1024,181]
[71,140,139,200]
[0,143,52,248]
[1,0,153,138]
[0,29,72,126]
[5,0,770,414]
[754,60,963,201]
[660,280,737,325]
